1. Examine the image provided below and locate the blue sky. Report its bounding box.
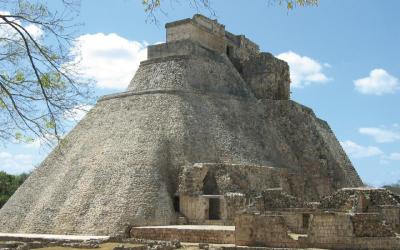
[0,0,399,187]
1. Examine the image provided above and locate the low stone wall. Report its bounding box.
[380,205,400,232]
[235,214,301,248]
[308,212,400,249]
[131,226,235,244]
[351,213,395,237]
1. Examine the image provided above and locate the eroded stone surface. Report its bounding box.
[0,14,362,237]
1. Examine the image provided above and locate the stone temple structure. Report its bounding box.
[1,14,399,249]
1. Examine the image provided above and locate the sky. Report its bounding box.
[0,0,399,187]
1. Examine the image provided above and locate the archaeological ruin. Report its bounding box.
[0,14,399,249]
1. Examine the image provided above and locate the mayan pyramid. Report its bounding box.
[0,15,362,236]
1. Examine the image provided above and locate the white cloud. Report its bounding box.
[387,153,400,161]
[64,104,94,121]
[354,69,400,95]
[25,23,44,39]
[359,127,400,143]
[276,51,331,88]
[0,151,35,174]
[340,140,383,158]
[70,33,147,89]
[0,11,43,40]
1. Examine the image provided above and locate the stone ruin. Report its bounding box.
[0,14,399,249]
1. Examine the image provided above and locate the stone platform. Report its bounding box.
[131,225,235,244]
[0,232,109,242]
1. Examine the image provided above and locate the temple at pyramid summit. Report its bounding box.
[1,15,400,249]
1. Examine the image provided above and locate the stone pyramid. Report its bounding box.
[0,15,362,236]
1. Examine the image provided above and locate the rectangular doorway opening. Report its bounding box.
[302,213,310,228]
[226,45,233,57]
[173,196,180,213]
[208,198,220,220]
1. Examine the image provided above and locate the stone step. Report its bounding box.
[131,225,235,244]
[0,233,109,243]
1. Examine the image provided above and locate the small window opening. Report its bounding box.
[173,196,180,212]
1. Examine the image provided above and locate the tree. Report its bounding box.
[0,171,30,207]
[0,0,92,145]
[142,0,319,23]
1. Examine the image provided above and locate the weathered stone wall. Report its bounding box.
[308,212,400,249]
[178,163,284,196]
[242,53,290,100]
[131,226,235,244]
[179,195,208,223]
[319,188,400,211]
[128,53,253,98]
[259,189,309,211]
[264,100,363,200]
[0,15,364,235]
[351,213,395,237]
[235,214,301,248]
[280,211,312,234]
[0,89,363,234]
[166,15,226,54]
[224,193,247,223]
[380,206,400,232]
[147,40,219,60]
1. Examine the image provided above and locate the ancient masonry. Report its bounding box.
[1,14,400,249]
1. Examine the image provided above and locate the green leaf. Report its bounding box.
[45,119,56,129]
[0,99,6,109]
[15,132,22,140]
[40,72,64,89]
[14,72,25,82]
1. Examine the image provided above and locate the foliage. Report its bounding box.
[142,0,319,23]
[0,0,92,145]
[0,171,29,208]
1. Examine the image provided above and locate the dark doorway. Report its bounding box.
[208,198,220,220]
[203,172,219,195]
[226,45,233,57]
[302,214,310,228]
[173,196,180,212]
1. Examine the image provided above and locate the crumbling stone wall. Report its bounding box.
[0,14,364,236]
[380,206,400,232]
[308,212,400,250]
[129,52,253,98]
[264,101,363,200]
[351,213,395,237]
[235,214,301,248]
[166,15,226,54]
[223,193,247,224]
[319,188,400,232]
[178,163,284,196]
[242,53,291,100]
[259,189,310,211]
[319,188,400,212]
